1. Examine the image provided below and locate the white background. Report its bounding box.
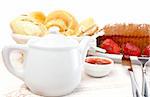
[0,0,150,47]
[0,0,150,95]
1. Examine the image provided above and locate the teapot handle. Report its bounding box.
[79,36,91,64]
[2,44,28,81]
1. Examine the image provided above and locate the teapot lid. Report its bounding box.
[28,34,79,49]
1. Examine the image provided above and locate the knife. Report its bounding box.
[122,55,142,97]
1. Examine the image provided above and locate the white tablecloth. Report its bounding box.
[0,53,133,97]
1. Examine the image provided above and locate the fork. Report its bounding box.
[122,55,142,97]
[137,57,149,97]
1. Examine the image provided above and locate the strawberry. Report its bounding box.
[123,43,141,56]
[143,44,150,56]
[100,39,121,54]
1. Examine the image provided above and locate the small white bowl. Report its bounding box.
[84,56,114,77]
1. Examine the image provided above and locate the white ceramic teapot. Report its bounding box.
[2,34,90,96]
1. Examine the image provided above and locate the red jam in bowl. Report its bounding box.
[85,57,112,65]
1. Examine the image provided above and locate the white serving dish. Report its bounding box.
[88,50,150,65]
[11,33,95,45]
[11,33,38,44]
[11,30,105,44]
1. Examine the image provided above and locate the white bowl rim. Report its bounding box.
[85,56,114,67]
[11,33,38,40]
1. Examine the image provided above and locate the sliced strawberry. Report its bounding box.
[100,39,121,54]
[143,44,150,56]
[123,43,141,56]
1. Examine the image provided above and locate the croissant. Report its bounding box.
[45,10,80,36]
[29,11,46,24]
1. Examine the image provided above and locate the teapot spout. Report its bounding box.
[79,36,91,63]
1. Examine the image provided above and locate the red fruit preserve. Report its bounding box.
[85,57,111,65]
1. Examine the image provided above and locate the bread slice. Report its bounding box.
[10,15,48,36]
[79,17,100,36]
